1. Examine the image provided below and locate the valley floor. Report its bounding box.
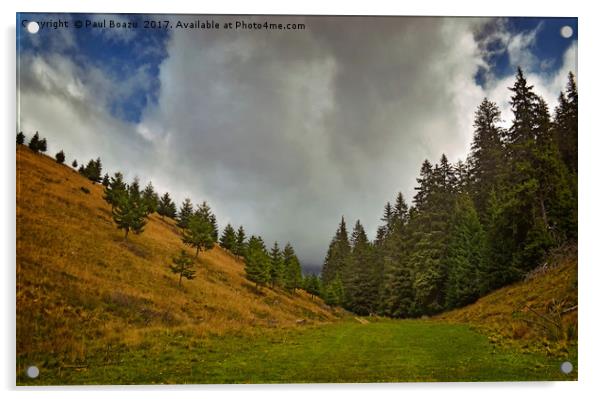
[17,318,577,385]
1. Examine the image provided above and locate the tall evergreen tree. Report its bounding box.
[379,192,414,317]
[553,72,578,174]
[468,98,506,217]
[101,173,110,187]
[484,69,574,283]
[345,220,377,315]
[16,132,25,145]
[219,224,237,251]
[244,235,270,288]
[444,193,485,309]
[111,186,148,240]
[234,225,247,257]
[408,155,455,314]
[194,201,218,240]
[210,214,219,242]
[128,177,142,203]
[283,242,302,292]
[182,214,215,257]
[157,192,177,219]
[142,182,159,214]
[72,159,78,168]
[177,198,194,228]
[103,172,127,211]
[268,241,285,288]
[321,216,351,286]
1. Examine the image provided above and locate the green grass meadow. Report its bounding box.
[17,319,577,385]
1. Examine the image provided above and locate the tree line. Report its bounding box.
[17,131,304,292]
[320,68,578,316]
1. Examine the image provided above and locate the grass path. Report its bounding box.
[18,319,576,384]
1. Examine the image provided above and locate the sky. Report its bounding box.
[16,14,577,273]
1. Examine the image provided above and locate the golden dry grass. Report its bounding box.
[16,146,339,366]
[437,246,577,355]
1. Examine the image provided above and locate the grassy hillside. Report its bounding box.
[16,146,339,377]
[437,246,577,356]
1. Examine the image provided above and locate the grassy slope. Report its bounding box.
[16,146,339,376]
[437,247,578,356]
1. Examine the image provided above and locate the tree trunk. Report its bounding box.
[179,274,182,286]
[195,247,199,258]
[124,228,129,241]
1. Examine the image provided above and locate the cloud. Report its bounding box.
[17,16,578,269]
[17,52,158,181]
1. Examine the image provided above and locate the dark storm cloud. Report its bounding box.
[18,15,577,268]
[138,16,488,266]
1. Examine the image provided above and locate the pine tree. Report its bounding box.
[111,186,148,240]
[182,214,215,257]
[55,150,65,164]
[17,132,25,145]
[444,193,485,309]
[321,216,351,286]
[194,202,219,240]
[103,172,127,211]
[345,220,378,315]
[82,158,102,183]
[101,173,110,187]
[485,69,573,279]
[468,98,506,217]
[128,178,141,202]
[406,154,457,314]
[234,226,247,257]
[219,224,237,251]
[379,192,414,317]
[157,192,177,219]
[480,189,522,293]
[392,192,409,230]
[177,198,194,228]
[210,214,218,241]
[38,138,47,153]
[244,235,270,288]
[322,274,344,306]
[268,241,285,288]
[142,182,159,214]
[28,132,40,152]
[72,159,78,168]
[304,274,321,299]
[169,250,196,286]
[283,243,302,292]
[381,202,394,232]
[553,72,578,174]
